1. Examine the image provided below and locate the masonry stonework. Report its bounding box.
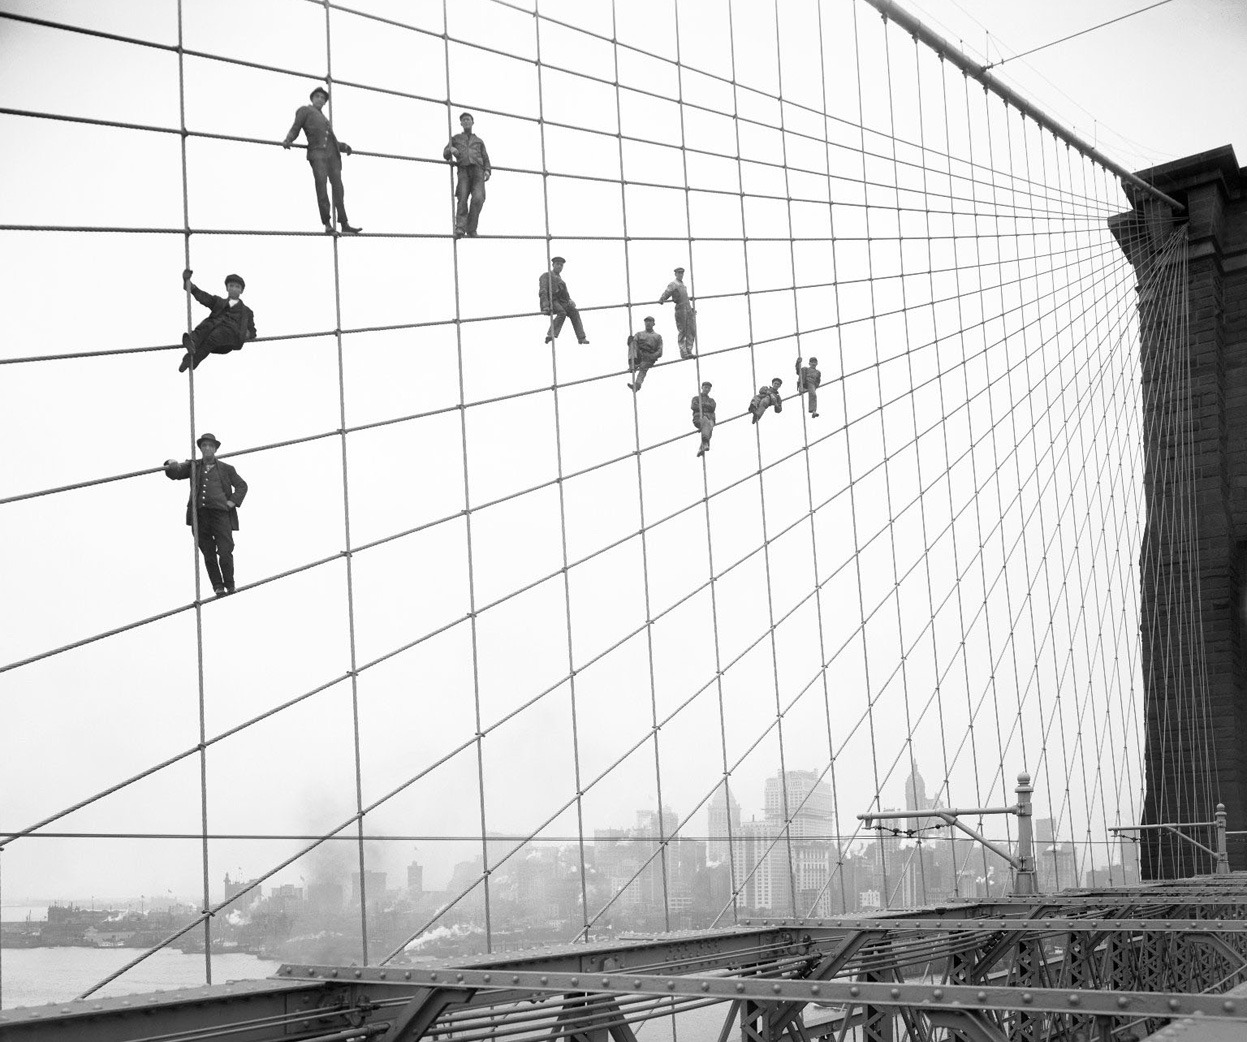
[1113,146,1247,878]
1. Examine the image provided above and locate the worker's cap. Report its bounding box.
[459,111,474,121]
[196,433,221,449]
[808,357,818,364]
[310,86,329,100]
[643,315,655,322]
[550,255,566,264]
[674,266,685,274]
[771,377,783,385]
[701,381,712,388]
[224,274,245,290]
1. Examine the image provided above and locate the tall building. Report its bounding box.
[756,770,836,916]
[734,818,783,912]
[707,784,741,865]
[905,766,936,834]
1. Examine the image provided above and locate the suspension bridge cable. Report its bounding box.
[0,231,1139,871]
[811,0,850,914]
[0,0,1183,1001]
[170,0,216,984]
[614,0,676,940]
[74,247,1142,983]
[983,0,1181,70]
[733,249,1151,916]
[843,235,1168,905]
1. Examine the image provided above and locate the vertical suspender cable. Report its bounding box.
[611,0,673,934]
[531,1,592,939]
[1065,143,1119,878]
[810,0,850,915]
[878,15,930,906]
[725,0,798,917]
[321,0,370,961]
[441,0,495,953]
[176,0,213,983]
[671,0,739,927]
[954,71,1014,873]
[848,0,893,903]
[1046,136,1103,885]
[908,35,958,898]
[1034,126,1083,887]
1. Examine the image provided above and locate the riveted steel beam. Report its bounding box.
[275,963,1247,1023]
[745,917,1247,935]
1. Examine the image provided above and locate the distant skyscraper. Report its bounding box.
[708,784,741,865]
[905,766,931,835]
[764,770,833,837]
[760,769,835,916]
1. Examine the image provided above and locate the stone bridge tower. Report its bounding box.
[1113,146,1247,877]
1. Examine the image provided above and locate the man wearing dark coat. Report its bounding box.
[627,316,663,391]
[178,269,256,372]
[795,355,821,418]
[443,111,491,238]
[164,433,248,597]
[282,86,361,235]
[749,378,783,424]
[538,256,589,344]
[691,381,716,457]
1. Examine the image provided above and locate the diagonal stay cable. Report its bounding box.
[0,234,1136,857]
[0,233,1126,679]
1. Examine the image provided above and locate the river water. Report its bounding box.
[0,948,281,1009]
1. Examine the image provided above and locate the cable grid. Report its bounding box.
[0,0,1211,1008]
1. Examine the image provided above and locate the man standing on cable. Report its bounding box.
[443,111,491,238]
[659,266,697,358]
[691,381,716,457]
[163,433,248,598]
[282,86,361,235]
[539,256,590,344]
[749,378,783,424]
[795,355,821,418]
[178,269,256,373]
[627,315,663,391]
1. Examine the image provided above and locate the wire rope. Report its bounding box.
[0,0,1184,1005]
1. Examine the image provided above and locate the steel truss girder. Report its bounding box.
[12,888,1247,1041]
[272,962,1247,1023]
[748,917,1247,934]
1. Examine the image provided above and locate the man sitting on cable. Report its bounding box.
[178,269,256,373]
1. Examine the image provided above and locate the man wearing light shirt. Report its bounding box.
[443,111,492,238]
[659,266,697,358]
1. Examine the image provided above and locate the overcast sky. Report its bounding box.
[0,0,1232,974]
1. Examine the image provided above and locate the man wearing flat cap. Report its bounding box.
[178,269,256,372]
[691,380,716,457]
[795,355,821,418]
[443,111,491,238]
[538,256,590,345]
[659,266,697,358]
[749,377,783,424]
[282,86,362,235]
[163,434,248,597]
[627,315,663,391]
